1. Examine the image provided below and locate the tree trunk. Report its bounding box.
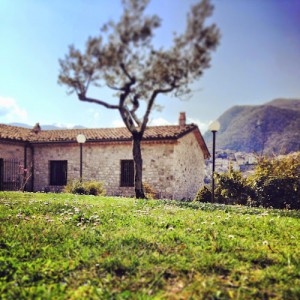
[132,133,146,199]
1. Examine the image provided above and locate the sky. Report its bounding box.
[1,0,300,134]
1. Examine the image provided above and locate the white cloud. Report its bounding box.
[0,96,28,123]
[112,119,126,127]
[187,117,210,133]
[149,117,172,126]
[111,117,172,128]
[52,122,77,129]
[87,108,101,125]
[109,117,208,131]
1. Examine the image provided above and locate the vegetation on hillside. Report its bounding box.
[1,192,299,299]
[204,99,300,154]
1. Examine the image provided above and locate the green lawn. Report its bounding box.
[0,192,299,299]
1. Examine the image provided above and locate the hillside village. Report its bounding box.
[204,150,258,184]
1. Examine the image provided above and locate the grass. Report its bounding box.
[0,192,299,299]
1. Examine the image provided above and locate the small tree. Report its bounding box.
[58,0,220,198]
[194,185,212,203]
[250,153,300,209]
[19,164,32,192]
[214,165,253,205]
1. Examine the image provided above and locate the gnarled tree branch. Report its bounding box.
[78,93,120,109]
[141,83,178,133]
[120,62,135,82]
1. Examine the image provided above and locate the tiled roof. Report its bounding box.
[0,124,33,141]
[0,123,195,142]
[0,123,210,157]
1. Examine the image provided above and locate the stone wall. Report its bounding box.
[141,142,176,198]
[3,131,205,199]
[172,131,205,200]
[33,142,137,194]
[33,143,77,192]
[0,142,25,161]
[32,133,204,199]
[32,141,178,196]
[0,141,33,191]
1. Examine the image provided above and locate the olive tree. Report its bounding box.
[58,0,220,198]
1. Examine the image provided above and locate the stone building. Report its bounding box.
[0,114,209,200]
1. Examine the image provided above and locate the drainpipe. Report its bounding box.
[23,144,28,191]
[30,145,35,192]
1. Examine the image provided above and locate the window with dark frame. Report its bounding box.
[120,160,134,187]
[50,160,67,186]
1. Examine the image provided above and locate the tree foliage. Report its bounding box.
[58,0,220,198]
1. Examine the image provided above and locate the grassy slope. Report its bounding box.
[0,192,299,299]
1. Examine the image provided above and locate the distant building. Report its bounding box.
[204,150,258,183]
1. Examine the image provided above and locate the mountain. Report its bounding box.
[8,123,86,130]
[204,99,300,154]
[9,122,32,129]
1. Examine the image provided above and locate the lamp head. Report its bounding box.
[76,134,86,144]
[208,120,221,132]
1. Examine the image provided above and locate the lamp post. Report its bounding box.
[208,120,220,203]
[76,134,86,181]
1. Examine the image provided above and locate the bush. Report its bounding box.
[250,153,300,209]
[194,186,212,202]
[143,182,158,199]
[64,180,106,196]
[214,165,253,205]
[84,181,106,196]
[195,152,300,209]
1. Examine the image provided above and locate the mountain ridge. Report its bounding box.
[204,99,300,154]
[7,123,85,130]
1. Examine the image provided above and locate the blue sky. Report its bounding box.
[1,0,299,133]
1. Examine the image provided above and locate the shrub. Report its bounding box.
[64,180,106,196]
[195,152,300,209]
[63,180,85,194]
[143,182,158,199]
[84,181,106,196]
[194,185,212,203]
[249,153,300,209]
[214,165,253,205]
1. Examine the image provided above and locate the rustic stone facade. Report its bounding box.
[0,117,209,199]
[0,141,33,191]
[31,131,205,199]
[0,142,25,161]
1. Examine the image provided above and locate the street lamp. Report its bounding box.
[76,134,86,181]
[208,120,220,203]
